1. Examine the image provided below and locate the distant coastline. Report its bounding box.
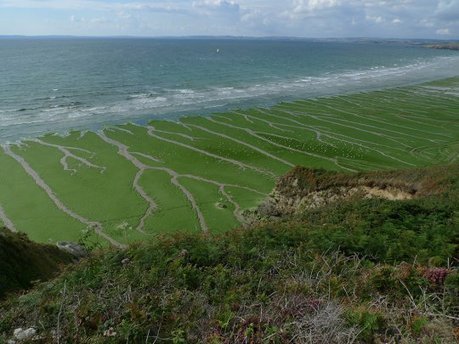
[425,43,459,51]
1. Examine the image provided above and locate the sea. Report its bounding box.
[1,37,459,141]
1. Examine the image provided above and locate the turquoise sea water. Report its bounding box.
[1,38,458,141]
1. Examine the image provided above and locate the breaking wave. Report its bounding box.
[1,52,459,141]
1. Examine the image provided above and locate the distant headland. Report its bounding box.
[425,42,459,51]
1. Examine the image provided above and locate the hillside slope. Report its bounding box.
[0,228,74,299]
[1,164,458,343]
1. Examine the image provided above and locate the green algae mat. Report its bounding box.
[1,78,458,246]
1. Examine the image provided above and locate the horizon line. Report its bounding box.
[0,34,457,42]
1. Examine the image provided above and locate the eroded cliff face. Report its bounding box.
[258,185,414,218]
[246,166,450,221]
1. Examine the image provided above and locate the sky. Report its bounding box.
[0,0,458,39]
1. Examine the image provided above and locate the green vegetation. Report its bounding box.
[1,164,458,343]
[0,78,458,245]
[0,228,73,299]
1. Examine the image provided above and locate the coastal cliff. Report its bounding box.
[250,164,453,220]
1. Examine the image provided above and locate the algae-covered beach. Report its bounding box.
[1,77,458,246]
[2,4,459,340]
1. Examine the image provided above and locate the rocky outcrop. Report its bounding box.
[245,166,449,221]
[426,44,459,51]
[57,241,88,259]
[257,184,413,219]
[10,327,37,343]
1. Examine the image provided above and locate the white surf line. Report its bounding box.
[147,126,276,178]
[33,139,106,175]
[187,123,295,168]
[97,132,158,234]
[2,144,126,249]
[0,204,17,232]
[207,118,357,173]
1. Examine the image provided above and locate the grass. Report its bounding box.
[0,152,87,243]
[0,228,74,299]
[0,164,457,343]
[0,78,458,245]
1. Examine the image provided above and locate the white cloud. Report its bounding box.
[435,0,459,22]
[0,0,458,38]
[436,28,451,35]
[0,0,186,12]
[366,15,385,24]
[192,0,240,14]
[291,0,341,14]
